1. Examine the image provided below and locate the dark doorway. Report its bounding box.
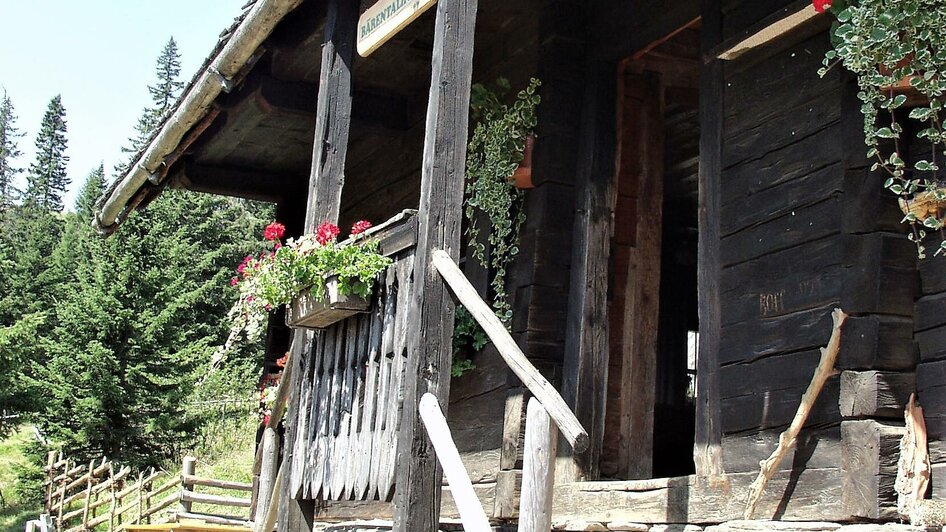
[601,21,701,480]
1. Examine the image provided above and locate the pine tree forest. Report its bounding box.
[0,37,274,514]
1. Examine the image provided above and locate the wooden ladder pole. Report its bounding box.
[518,398,559,532]
[418,393,491,532]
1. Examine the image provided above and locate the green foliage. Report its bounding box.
[24,95,69,212]
[464,78,541,323]
[820,0,946,257]
[225,224,392,350]
[451,306,486,377]
[0,427,43,531]
[0,91,24,211]
[0,314,45,433]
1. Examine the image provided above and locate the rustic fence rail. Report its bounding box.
[43,452,252,531]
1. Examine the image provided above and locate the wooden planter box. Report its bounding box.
[286,276,371,329]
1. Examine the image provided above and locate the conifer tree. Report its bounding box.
[119,38,185,172]
[24,95,69,212]
[0,90,24,211]
[75,163,105,220]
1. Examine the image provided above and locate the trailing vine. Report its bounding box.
[818,0,946,257]
[464,77,541,322]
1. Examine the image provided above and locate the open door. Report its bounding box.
[602,23,701,480]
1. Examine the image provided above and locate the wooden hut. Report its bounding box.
[94,0,940,529]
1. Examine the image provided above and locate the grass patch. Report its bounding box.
[0,426,44,531]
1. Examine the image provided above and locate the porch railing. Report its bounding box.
[251,215,588,532]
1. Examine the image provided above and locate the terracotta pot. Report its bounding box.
[879,54,928,107]
[511,135,535,190]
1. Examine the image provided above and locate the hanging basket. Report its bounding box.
[899,189,946,220]
[286,275,371,329]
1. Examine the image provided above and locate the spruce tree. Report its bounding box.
[25,95,69,212]
[0,90,24,211]
[75,164,105,220]
[119,38,185,173]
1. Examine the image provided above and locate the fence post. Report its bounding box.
[82,459,95,528]
[517,398,559,532]
[135,472,144,524]
[254,427,280,531]
[56,460,69,524]
[144,468,154,524]
[44,451,56,513]
[180,456,197,514]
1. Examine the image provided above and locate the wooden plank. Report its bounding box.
[839,371,915,419]
[344,313,370,500]
[432,250,589,453]
[302,0,358,232]
[722,425,841,474]
[559,61,616,482]
[182,475,253,492]
[617,71,663,480]
[354,294,384,500]
[330,317,360,500]
[552,470,845,523]
[840,420,904,520]
[380,257,413,500]
[392,0,479,528]
[695,0,725,478]
[370,268,398,500]
[181,490,252,508]
[712,0,818,60]
[493,470,521,519]
[518,398,559,532]
[418,393,491,532]
[499,387,526,471]
[357,0,438,57]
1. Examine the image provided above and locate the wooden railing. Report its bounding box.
[44,453,252,531]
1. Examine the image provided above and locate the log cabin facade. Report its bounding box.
[93,0,941,529]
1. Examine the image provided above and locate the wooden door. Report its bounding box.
[601,71,665,480]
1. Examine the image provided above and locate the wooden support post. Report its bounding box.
[44,451,56,513]
[179,456,196,514]
[393,0,479,529]
[561,60,617,482]
[695,0,726,480]
[419,393,492,532]
[254,427,280,529]
[143,469,153,524]
[108,465,116,532]
[302,0,358,232]
[518,398,559,532]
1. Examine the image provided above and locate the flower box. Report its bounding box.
[286,275,371,329]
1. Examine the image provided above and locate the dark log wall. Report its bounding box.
[717,5,918,520]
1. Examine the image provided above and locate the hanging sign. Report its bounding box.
[357,0,437,57]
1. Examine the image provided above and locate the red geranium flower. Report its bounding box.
[230,277,239,287]
[316,222,341,245]
[263,222,286,241]
[350,220,372,235]
[813,0,832,13]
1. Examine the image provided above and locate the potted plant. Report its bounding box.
[818,0,946,257]
[222,219,391,351]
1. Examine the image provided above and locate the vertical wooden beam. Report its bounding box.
[393,0,479,529]
[561,61,617,481]
[518,398,559,532]
[617,71,664,480]
[303,0,358,232]
[694,0,725,479]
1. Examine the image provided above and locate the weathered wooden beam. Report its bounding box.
[303,0,358,231]
[174,162,305,203]
[561,60,616,482]
[418,393,491,532]
[432,250,589,452]
[393,0,479,529]
[179,457,196,514]
[181,489,252,508]
[707,0,819,61]
[518,398,559,532]
[694,0,725,480]
[839,371,915,419]
[841,419,904,520]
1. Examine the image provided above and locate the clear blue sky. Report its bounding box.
[0,1,244,210]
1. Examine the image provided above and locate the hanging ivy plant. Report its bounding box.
[818,0,946,257]
[464,77,541,321]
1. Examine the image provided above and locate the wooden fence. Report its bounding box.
[44,453,253,531]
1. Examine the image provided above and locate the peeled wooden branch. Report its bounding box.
[432,249,589,452]
[743,308,847,519]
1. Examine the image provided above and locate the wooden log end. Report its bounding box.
[572,432,590,454]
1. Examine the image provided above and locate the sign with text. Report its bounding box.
[357,0,437,57]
